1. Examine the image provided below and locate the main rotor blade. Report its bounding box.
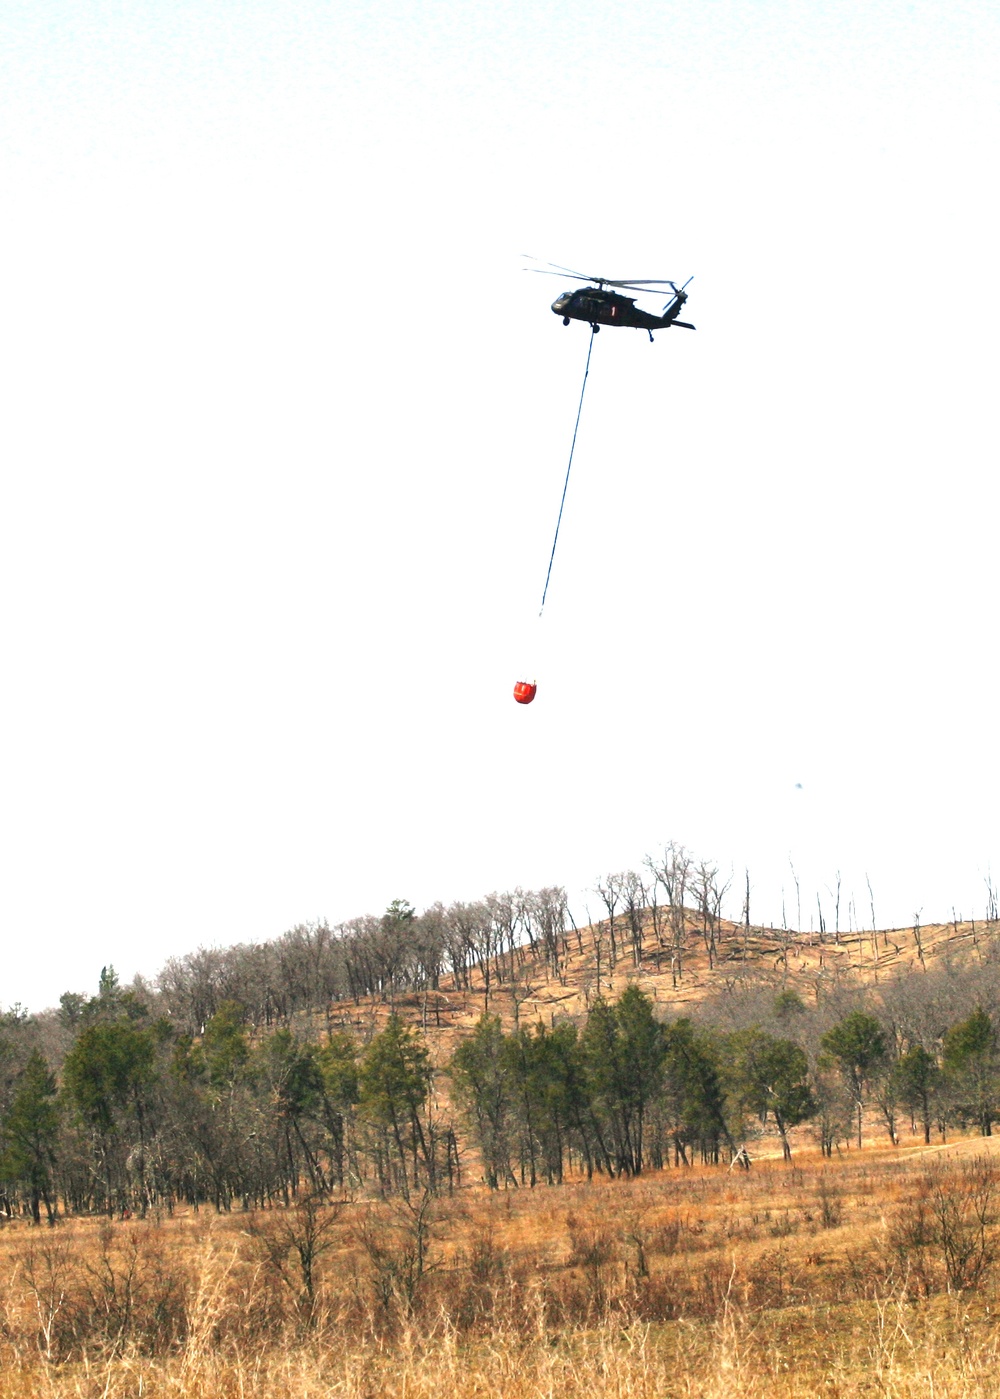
[524,269,590,281]
[522,258,692,292]
[544,260,595,277]
[522,256,595,280]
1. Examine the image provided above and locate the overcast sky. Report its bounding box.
[1,0,998,1009]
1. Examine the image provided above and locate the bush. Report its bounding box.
[888,1156,999,1295]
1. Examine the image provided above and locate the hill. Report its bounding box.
[318,906,998,1055]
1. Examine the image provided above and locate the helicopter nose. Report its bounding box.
[551,294,570,313]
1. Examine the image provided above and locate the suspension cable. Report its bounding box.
[538,325,597,616]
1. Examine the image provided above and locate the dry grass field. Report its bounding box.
[2,1133,1000,1397]
[5,908,998,1394]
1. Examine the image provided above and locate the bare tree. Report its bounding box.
[245,1194,346,1325]
[650,843,692,986]
[485,891,521,988]
[357,1189,440,1317]
[586,904,608,1000]
[529,886,570,982]
[619,871,648,969]
[692,860,728,971]
[830,871,842,944]
[643,856,668,969]
[443,901,490,994]
[789,858,802,933]
[594,874,623,970]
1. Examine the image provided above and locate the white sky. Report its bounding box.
[1,0,998,1009]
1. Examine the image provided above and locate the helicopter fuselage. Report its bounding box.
[551,286,693,333]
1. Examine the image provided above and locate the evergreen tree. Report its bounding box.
[893,1044,941,1144]
[359,1014,433,1195]
[943,1008,1000,1136]
[201,1001,251,1086]
[582,987,666,1175]
[258,1030,327,1194]
[525,1020,585,1184]
[450,1014,515,1188]
[821,1011,887,1147]
[1,1051,60,1223]
[661,1018,731,1164]
[62,1020,157,1213]
[317,1033,360,1188]
[724,1028,815,1159]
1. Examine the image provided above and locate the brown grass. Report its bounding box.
[1,1137,1000,1394]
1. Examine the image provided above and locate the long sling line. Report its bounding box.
[538,324,597,616]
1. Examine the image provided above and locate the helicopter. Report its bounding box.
[526,260,695,341]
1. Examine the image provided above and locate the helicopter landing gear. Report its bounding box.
[648,330,655,343]
[563,317,570,326]
[590,323,600,333]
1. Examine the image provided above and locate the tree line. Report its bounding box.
[149,847,737,1036]
[151,887,582,1036]
[4,942,1000,1222]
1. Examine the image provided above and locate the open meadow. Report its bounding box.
[0,895,997,1393]
[2,1133,1000,1397]
[3,892,1000,1395]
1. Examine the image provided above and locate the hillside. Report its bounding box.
[319,907,999,1056]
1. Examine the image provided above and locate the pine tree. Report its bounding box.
[1,1051,60,1223]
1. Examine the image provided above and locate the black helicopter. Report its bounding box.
[526,260,695,341]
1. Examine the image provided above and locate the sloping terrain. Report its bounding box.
[321,909,999,1061]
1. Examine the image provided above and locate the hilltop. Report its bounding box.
[317,907,999,1054]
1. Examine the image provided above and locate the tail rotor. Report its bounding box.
[664,276,693,313]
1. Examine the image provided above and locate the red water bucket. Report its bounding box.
[513,680,537,705]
